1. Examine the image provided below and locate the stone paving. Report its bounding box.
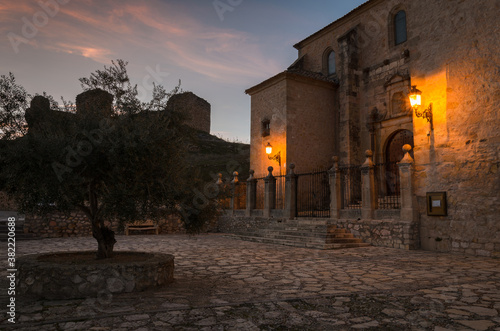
[1,234,500,330]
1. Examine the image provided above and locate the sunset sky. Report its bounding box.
[1,0,367,142]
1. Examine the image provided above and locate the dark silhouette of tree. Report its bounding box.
[0,61,215,259]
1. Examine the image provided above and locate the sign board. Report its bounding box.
[426,192,447,216]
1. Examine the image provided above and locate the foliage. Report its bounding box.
[0,73,29,139]
[79,59,181,114]
[0,73,67,140]
[0,60,219,258]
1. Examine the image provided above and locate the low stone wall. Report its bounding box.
[23,212,191,238]
[16,252,174,300]
[334,219,420,250]
[419,214,500,258]
[158,215,186,234]
[217,214,280,233]
[25,212,95,237]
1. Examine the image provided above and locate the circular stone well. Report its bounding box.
[16,251,174,300]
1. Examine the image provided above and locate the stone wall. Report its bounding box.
[335,219,420,250]
[166,92,211,134]
[296,0,413,166]
[17,252,174,300]
[286,75,336,172]
[247,0,499,256]
[217,215,276,234]
[158,215,186,234]
[248,76,287,176]
[23,212,190,238]
[247,72,336,175]
[218,215,419,250]
[25,212,109,238]
[407,0,500,257]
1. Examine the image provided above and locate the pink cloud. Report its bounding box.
[2,0,281,83]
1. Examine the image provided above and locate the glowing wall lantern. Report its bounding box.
[409,85,433,129]
[265,142,273,155]
[409,85,422,108]
[265,142,281,167]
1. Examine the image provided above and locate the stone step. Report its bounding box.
[268,234,330,244]
[224,234,326,249]
[262,231,356,241]
[0,219,37,241]
[326,237,364,244]
[231,231,365,245]
[270,226,330,232]
[225,234,370,250]
[227,218,368,250]
[262,229,330,237]
[323,242,372,249]
[275,219,330,227]
[0,232,39,241]
[258,226,347,236]
[264,232,362,244]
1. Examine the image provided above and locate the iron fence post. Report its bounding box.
[284,163,297,219]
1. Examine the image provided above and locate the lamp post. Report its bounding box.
[265,142,281,174]
[409,85,433,130]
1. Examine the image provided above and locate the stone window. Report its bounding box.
[261,119,270,137]
[394,10,407,45]
[328,51,336,75]
[323,48,336,76]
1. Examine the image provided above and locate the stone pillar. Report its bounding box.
[284,164,297,219]
[329,156,342,219]
[264,166,276,218]
[398,144,414,221]
[337,28,361,166]
[230,171,239,213]
[246,170,257,216]
[215,173,226,210]
[215,173,223,186]
[361,150,377,219]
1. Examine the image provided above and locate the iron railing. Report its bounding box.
[375,162,401,209]
[219,161,403,213]
[217,182,231,209]
[340,165,362,209]
[296,170,330,218]
[233,182,247,209]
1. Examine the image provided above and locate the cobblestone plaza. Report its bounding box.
[2,234,500,330]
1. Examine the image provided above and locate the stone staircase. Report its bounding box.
[0,211,37,242]
[225,219,370,250]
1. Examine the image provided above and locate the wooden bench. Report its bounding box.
[125,220,159,235]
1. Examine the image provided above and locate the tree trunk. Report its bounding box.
[93,223,116,259]
[86,183,116,259]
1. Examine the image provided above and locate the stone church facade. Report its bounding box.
[245,0,499,255]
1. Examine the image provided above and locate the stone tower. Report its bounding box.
[166,92,211,133]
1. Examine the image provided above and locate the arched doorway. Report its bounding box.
[385,130,414,195]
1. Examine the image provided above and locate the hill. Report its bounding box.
[186,129,250,186]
